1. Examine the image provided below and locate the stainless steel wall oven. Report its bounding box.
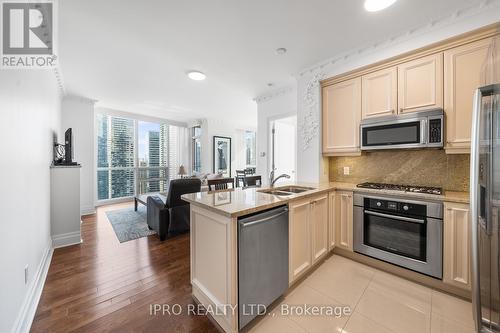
[353,193,443,278]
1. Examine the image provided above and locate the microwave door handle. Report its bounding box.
[470,87,483,333]
[421,119,427,144]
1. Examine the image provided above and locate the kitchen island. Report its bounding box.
[181,182,470,332]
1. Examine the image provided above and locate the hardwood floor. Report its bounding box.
[31,202,219,333]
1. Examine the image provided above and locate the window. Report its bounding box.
[192,126,201,173]
[245,131,256,167]
[97,114,189,201]
[97,115,135,200]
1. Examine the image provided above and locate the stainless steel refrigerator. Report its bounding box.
[470,35,500,333]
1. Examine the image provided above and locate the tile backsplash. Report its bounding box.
[329,150,469,192]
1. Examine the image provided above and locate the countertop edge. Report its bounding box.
[182,183,469,217]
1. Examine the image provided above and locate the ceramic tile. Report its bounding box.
[281,284,351,333]
[303,255,375,306]
[430,313,475,333]
[355,287,431,333]
[342,312,396,333]
[368,270,432,313]
[431,290,474,328]
[248,313,307,333]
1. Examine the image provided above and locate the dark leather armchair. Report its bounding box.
[147,178,201,240]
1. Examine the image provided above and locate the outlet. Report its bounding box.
[343,166,350,175]
[24,265,29,285]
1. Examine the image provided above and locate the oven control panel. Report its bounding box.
[365,198,426,216]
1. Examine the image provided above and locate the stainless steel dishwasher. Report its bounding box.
[238,205,289,329]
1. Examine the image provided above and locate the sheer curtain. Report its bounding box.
[168,125,190,180]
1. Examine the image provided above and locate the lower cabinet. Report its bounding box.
[335,191,354,251]
[289,193,329,284]
[328,192,336,251]
[443,202,471,290]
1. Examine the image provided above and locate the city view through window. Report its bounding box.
[97,114,186,200]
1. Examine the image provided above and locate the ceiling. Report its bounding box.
[59,0,484,127]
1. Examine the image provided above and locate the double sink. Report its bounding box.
[258,186,316,196]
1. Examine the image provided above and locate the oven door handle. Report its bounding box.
[364,210,425,224]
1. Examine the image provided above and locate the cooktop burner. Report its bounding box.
[356,182,443,195]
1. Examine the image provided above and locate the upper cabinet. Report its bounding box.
[362,67,398,119]
[322,77,361,155]
[397,53,443,114]
[321,26,499,156]
[444,38,493,153]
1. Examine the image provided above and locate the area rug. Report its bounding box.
[106,206,156,243]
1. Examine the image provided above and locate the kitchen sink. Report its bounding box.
[258,190,294,196]
[275,186,315,193]
[258,186,316,196]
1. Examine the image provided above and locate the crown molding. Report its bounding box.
[297,0,500,77]
[52,63,66,96]
[253,86,294,103]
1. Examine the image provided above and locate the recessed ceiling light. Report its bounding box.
[275,48,287,55]
[187,71,206,81]
[364,0,397,12]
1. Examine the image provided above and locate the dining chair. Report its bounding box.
[208,177,235,191]
[243,175,262,188]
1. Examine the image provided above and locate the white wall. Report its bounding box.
[61,96,95,215]
[0,70,61,333]
[256,87,297,185]
[199,118,256,177]
[295,9,500,183]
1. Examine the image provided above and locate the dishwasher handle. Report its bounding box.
[239,208,289,228]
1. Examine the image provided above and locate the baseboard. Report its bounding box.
[52,231,82,248]
[11,238,53,333]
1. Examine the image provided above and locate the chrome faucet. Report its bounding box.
[268,124,291,187]
[269,169,291,187]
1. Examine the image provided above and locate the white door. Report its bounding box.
[270,116,297,184]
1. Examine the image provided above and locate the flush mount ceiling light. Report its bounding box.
[275,48,287,55]
[187,71,206,81]
[364,0,397,12]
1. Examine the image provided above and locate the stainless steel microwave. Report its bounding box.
[360,109,444,150]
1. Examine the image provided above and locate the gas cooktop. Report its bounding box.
[356,182,443,195]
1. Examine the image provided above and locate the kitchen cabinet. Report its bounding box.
[311,193,329,264]
[335,191,353,251]
[289,193,329,284]
[289,198,311,283]
[397,53,443,114]
[362,67,398,119]
[443,202,471,290]
[322,77,361,155]
[328,191,336,251]
[444,38,493,153]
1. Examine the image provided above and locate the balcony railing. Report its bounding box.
[136,166,170,195]
[97,166,170,201]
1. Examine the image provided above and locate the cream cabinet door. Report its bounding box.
[362,67,398,119]
[443,202,471,290]
[289,198,312,283]
[311,194,329,264]
[444,38,493,153]
[328,191,336,251]
[335,191,353,251]
[322,77,361,155]
[398,53,443,114]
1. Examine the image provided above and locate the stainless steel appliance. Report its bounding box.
[470,83,500,332]
[357,182,443,195]
[360,109,443,150]
[238,205,289,329]
[353,193,443,278]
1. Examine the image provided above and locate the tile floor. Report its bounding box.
[249,255,474,333]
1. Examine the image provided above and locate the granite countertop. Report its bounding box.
[182,182,470,218]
